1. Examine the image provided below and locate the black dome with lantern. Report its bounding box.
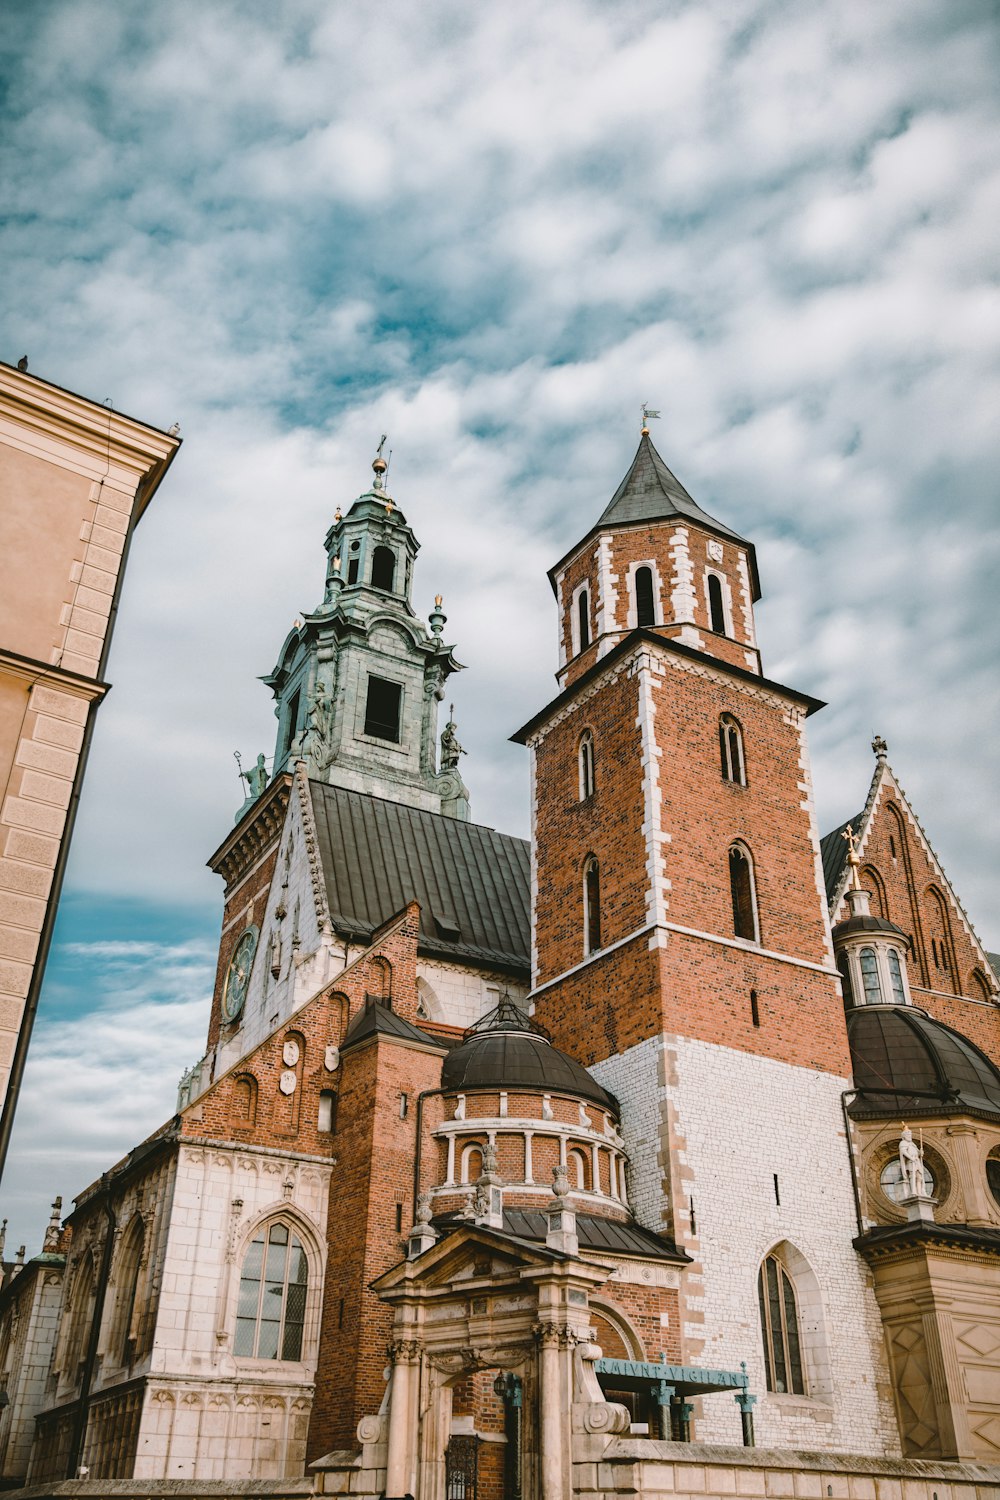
[440,998,618,1113]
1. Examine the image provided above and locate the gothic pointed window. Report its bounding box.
[729,843,759,942]
[707,573,727,635]
[234,1221,308,1361]
[584,855,601,955]
[579,730,595,800]
[634,566,656,627]
[859,947,882,1004]
[758,1254,806,1395]
[719,715,746,785]
[371,545,395,592]
[112,1217,144,1364]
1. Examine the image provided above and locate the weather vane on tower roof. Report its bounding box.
[641,403,660,436]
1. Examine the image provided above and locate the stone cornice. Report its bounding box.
[0,646,108,700]
[0,361,180,518]
[207,774,292,890]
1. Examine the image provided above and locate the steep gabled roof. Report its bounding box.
[549,432,760,599]
[309,782,530,974]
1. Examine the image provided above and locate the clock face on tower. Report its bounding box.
[222,926,258,1022]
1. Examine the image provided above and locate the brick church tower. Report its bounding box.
[516,423,898,1451]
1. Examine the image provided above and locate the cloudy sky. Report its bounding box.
[2,0,999,1250]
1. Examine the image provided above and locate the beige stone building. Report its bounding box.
[0,360,179,1171]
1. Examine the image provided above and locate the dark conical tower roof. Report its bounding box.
[549,431,760,599]
[599,432,750,544]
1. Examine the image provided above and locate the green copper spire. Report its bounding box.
[262,444,471,819]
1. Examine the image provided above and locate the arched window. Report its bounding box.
[758,1253,806,1395]
[861,866,888,919]
[234,1221,308,1361]
[584,855,601,955]
[707,573,727,635]
[576,586,591,653]
[729,843,759,942]
[460,1144,484,1184]
[111,1218,144,1363]
[567,1149,589,1191]
[234,1074,257,1125]
[837,952,854,1007]
[972,969,995,1002]
[369,956,392,1004]
[719,715,746,785]
[634,566,656,627]
[370,545,395,592]
[887,950,906,1004]
[61,1250,96,1381]
[859,948,882,1004]
[578,730,595,800]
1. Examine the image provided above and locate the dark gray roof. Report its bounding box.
[847,1005,1000,1120]
[340,997,443,1053]
[989,952,1000,983]
[436,1208,688,1263]
[820,814,861,903]
[309,782,531,974]
[440,1006,618,1111]
[548,434,760,599]
[599,433,747,546]
[832,911,909,942]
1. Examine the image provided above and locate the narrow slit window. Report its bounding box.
[750,989,760,1027]
[577,587,591,653]
[729,843,759,942]
[634,566,656,627]
[579,731,595,800]
[584,855,601,955]
[284,690,300,756]
[364,676,402,742]
[708,573,727,635]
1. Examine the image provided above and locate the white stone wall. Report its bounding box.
[0,1262,65,1478]
[590,1034,899,1456]
[133,1141,331,1479]
[416,961,527,1030]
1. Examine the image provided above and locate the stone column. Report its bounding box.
[536,1322,571,1500]
[384,1338,421,1499]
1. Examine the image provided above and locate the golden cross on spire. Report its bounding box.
[842,823,862,891]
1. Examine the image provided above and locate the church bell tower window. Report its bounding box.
[371,545,395,592]
[364,676,402,742]
[707,572,728,636]
[584,854,601,954]
[719,714,746,785]
[634,565,656,627]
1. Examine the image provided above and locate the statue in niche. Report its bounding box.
[440,706,466,771]
[302,679,334,768]
[241,753,269,800]
[898,1127,929,1197]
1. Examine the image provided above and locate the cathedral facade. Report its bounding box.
[1,428,999,1497]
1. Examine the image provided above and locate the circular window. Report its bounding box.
[987,1151,1000,1209]
[880,1156,935,1204]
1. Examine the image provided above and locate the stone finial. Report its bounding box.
[872,734,888,760]
[372,434,388,491]
[408,1192,438,1259]
[429,595,446,637]
[43,1196,63,1253]
[547,1164,578,1255]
